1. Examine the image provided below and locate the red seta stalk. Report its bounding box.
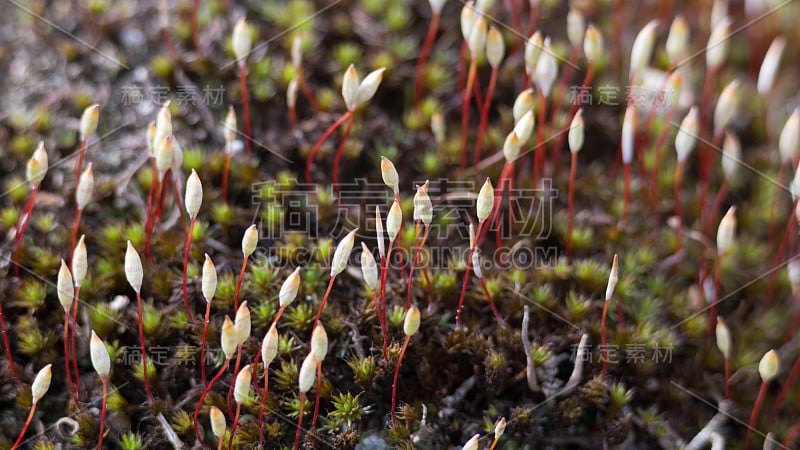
[332,114,355,198]
[566,152,578,258]
[297,69,321,114]
[375,259,389,358]
[479,276,502,323]
[143,159,158,254]
[769,353,800,419]
[314,276,337,332]
[63,312,78,407]
[600,298,611,376]
[455,221,484,328]
[305,111,353,184]
[766,198,800,306]
[534,92,548,186]
[406,223,431,308]
[473,66,499,169]
[153,171,170,226]
[0,290,20,383]
[293,392,307,450]
[311,363,323,431]
[252,307,288,396]
[622,163,631,221]
[391,335,411,422]
[10,401,37,450]
[144,174,165,257]
[69,208,83,258]
[181,218,197,322]
[12,185,40,278]
[75,139,87,193]
[289,105,297,130]
[480,162,513,250]
[379,242,396,357]
[706,255,724,338]
[233,258,248,312]
[135,291,155,402]
[372,288,387,347]
[228,403,242,450]
[227,345,243,417]
[554,64,595,158]
[287,106,297,131]
[70,287,82,395]
[252,305,288,393]
[548,46,582,153]
[222,153,232,204]
[413,12,441,107]
[238,63,252,158]
[525,1,538,38]
[457,42,467,95]
[766,161,788,246]
[257,364,271,442]
[744,380,769,450]
[96,377,108,450]
[697,71,719,221]
[460,59,479,172]
[200,301,212,387]
[674,161,685,250]
[193,359,230,445]
[173,178,188,236]
[612,0,623,69]
[705,179,729,238]
[785,423,800,448]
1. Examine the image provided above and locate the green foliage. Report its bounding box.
[120,432,144,450]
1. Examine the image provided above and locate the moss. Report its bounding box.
[12,279,47,310]
[150,54,174,79]
[142,301,164,339]
[211,202,235,227]
[120,431,144,450]
[16,316,55,357]
[285,303,316,331]
[348,355,377,387]
[333,43,362,71]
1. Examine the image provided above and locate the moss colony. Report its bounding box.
[2,0,800,449]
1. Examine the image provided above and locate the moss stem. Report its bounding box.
[63,311,78,408]
[97,377,108,450]
[257,363,270,442]
[744,380,768,450]
[460,58,478,172]
[293,392,306,450]
[200,301,212,387]
[12,184,40,278]
[456,221,484,327]
[305,111,353,185]
[474,66,499,170]
[391,335,411,423]
[233,257,248,312]
[239,62,252,158]
[227,402,241,450]
[332,113,355,199]
[566,152,577,258]
[182,218,197,322]
[71,286,82,397]
[135,291,155,402]
[193,358,231,446]
[413,12,441,107]
[311,362,323,430]
[10,401,37,450]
